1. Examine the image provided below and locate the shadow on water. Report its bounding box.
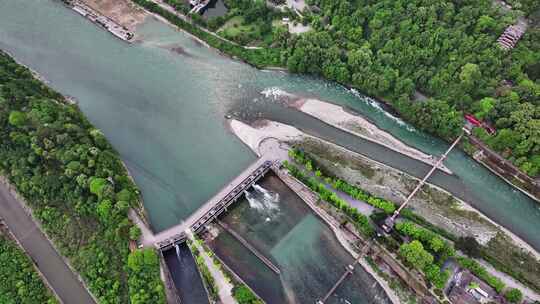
[208,174,392,304]
[163,244,210,304]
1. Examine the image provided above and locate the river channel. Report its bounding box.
[1,0,539,302]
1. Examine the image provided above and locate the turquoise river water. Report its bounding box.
[0,0,539,302]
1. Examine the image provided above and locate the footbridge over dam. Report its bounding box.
[153,157,275,251]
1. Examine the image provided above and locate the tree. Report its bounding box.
[399,240,434,270]
[89,178,108,197]
[474,97,495,120]
[233,285,262,304]
[455,236,482,258]
[129,226,142,241]
[504,288,523,303]
[459,63,481,91]
[8,111,26,127]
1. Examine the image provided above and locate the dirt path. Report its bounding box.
[476,259,540,301]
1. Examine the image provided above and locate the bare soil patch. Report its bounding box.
[81,0,147,30]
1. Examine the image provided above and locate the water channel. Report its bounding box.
[209,174,391,304]
[163,244,210,304]
[0,0,539,302]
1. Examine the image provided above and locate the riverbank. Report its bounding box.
[229,119,540,294]
[125,0,540,204]
[130,0,281,67]
[288,97,452,174]
[68,0,137,41]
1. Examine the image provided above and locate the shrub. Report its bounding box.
[455,236,482,258]
[233,285,262,304]
[8,111,26,127]
[504,288,523,303]
[456,257,505,293]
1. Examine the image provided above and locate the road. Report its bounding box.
[0,181,96,304]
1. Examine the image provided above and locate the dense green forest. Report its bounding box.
[0,234,58,304]
[0,51,165,303]
[154,0,540,177]
[281,0,540,176]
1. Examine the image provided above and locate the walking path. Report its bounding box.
[476,259,540,301]
[149,0,262,49]
[0,178,96,304]
[187,231,237,304]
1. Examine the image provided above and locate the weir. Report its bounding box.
[217,220,281,274]
[154,157,274,251]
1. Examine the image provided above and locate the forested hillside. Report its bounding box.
[0,51,165,303]
[280,0,539,176]
[0,234,58,304]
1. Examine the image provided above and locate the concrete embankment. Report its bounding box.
[0,178,96,304]
[69,1,135,41]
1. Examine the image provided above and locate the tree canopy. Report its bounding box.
[0,51,165,303]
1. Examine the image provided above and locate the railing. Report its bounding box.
[157,160,273,250]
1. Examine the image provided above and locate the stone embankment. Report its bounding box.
[69,0,136,41]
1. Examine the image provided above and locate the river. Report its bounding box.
[0,0,539,302]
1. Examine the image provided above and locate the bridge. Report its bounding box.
[317,243,372,303]
[382,131,465,232]
[154,157,275,251]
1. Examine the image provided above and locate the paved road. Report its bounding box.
[0,182,96,304]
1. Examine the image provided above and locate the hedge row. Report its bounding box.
[288,148,396,213]
[456,257,505,293]
[282,160,375,236]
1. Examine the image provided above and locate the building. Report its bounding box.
[447,269,504,304]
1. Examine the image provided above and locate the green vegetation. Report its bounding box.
[131,0,281,68]
[504,288,523,303]
[282,159,375,236]
[399,240,434,271]
[141,0,540,177]
[233,285,262,304]
[0,235,58,304]
[289,0,540,176]
[395,221,453,289]
[0,51,165,303]
[127,249,166,304]
[456,257,505,293]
